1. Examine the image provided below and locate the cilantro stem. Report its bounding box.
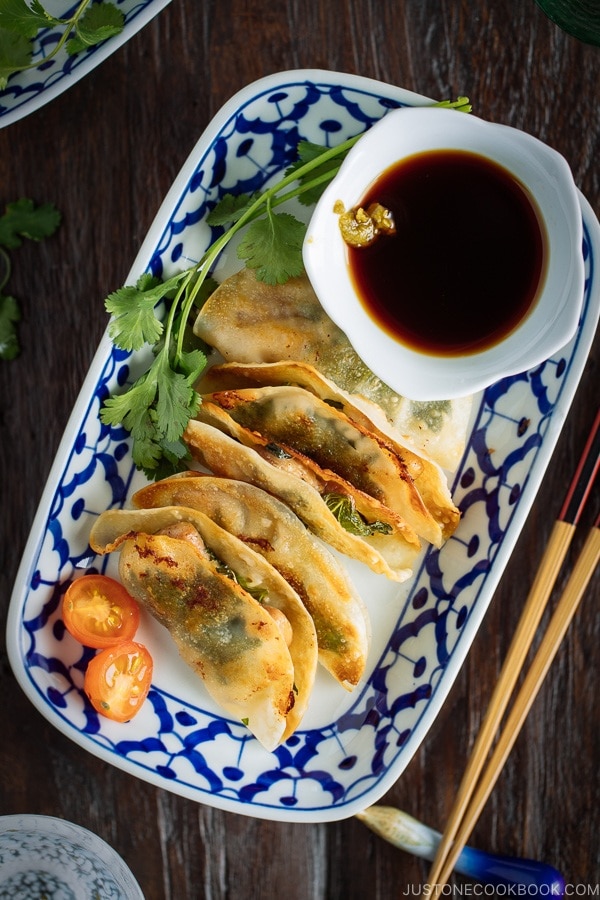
[162,276,186,352]
[269,168,344,209]
[0,248,10,293]
[5,0,94,76]
[170,100,472,363]
[171,131,367,365]
[104,95,472,476]
[53,0,92,28]
[172,234,230,365]
[264,133,363,197]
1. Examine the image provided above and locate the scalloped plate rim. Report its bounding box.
[6,69,600,823]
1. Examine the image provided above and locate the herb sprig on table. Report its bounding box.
[100,97,472,479]
[0,198,61,360]
[0,0,124,90]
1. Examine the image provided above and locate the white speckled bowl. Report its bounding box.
[303,107,584,400]
[0,816,144,900]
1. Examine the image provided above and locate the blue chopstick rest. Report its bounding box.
[356,806,565,893]
[456,843,565,891]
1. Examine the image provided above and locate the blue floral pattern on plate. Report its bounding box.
[0,0,171,129]
[7,71,600,823]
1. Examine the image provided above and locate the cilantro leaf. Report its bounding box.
[100,345,203,475]
[136,272,163,293]
[0,198,61,249]
[0,27,32,89]
[178,346,207,380]
[206,192,256,227]
[106,289,160,351]
[105,273,183,351]
[0,0,49,37]
[153,351,201,442]
[0,0,125,87]
[66,2,124,55]
[237,210,305,284]
[145,439,192,482]
[101,362,159,439]
[105,287,164,351]
[0,293,20,360]
[0,198,61,360]
[100,97,471,473]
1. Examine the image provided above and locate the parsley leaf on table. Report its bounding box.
[0,198,61,360]
[0,198,61,247]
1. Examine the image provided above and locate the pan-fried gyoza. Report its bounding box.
[132,473,370,690]
[183,410,421,582]
[89,261,464,749]
[199,383,447,547]
[193,267,472,470]
[89,506,318,750]
[198,361,460,541]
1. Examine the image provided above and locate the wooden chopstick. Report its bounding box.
[423,407,600,891]
[432,510,600,888]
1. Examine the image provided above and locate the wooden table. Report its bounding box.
[1,1,598,896]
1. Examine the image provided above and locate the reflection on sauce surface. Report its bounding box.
[347,150,547,356]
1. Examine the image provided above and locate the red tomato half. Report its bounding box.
[63,574,140,649]
[84,641,153,723]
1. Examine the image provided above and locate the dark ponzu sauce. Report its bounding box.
[347,150,547,356]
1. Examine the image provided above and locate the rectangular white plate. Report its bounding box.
[7,70,600,822]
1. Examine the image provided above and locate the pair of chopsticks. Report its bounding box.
[424,406,600,892]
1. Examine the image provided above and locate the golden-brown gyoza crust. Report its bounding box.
[193,268,472,470]
[199,361,461,541]
[90,505,318,749]
[183,412,421,582]
[201,384,444,547]
[132,473,371,690]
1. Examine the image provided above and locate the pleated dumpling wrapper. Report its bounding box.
[89,506,318,751]
[183,410,421,582]
[199,361,460,542]
[132,473,370,690]
[193,268,472,471]
[199,384,446,547]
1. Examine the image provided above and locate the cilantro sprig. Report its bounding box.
[101,272,209,477]
[0,198,61,359]
[0,0,124,90]
[101,97,471,478]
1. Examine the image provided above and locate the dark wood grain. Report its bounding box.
[1,1,598,896]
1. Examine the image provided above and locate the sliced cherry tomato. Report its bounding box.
[84,640,153,723]
[63,574,140,649]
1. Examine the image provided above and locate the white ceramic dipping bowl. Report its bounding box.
[302,107,584,400]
